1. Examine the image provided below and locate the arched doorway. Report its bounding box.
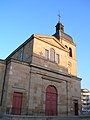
[45,85,57,116]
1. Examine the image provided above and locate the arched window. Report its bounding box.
[50,48,55,62]
[69,47,72,57]
[45,85,57,116]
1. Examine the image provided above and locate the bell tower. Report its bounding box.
[53,17,77,76]
[56,21,64,32]
[53,14,64,40]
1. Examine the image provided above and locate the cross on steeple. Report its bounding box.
[53,13,64,40]
[58,11,61,23]
[58,13,61,23]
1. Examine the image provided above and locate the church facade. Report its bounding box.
[0,21,81,116]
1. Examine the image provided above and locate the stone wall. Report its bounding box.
[32,53,68,74]
[1,59,81,116]
[11,38,33,63]
[29,65,81,116]
[33,37,68,71]
[61,37,78,76]
[0,60,6,105]
[2,59,30,114]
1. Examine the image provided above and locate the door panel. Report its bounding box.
[46,85,57,116]
[12,92,23,115]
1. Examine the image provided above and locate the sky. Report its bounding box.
[0,0,90,89]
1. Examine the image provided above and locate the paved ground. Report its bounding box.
[1,115,90,120]
[80,117,90,120]
[1,118,90,120]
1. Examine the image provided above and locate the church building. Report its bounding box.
[0,21,81,116]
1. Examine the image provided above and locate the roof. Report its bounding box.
[53,30,74,43]
[53,21,75,44]
[6,33,70,61]
[61,31,73,43]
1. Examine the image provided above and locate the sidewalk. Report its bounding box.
[2,115,90,120]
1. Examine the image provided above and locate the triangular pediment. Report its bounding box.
[34,34,69,52]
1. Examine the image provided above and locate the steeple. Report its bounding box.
[53,21,64,40]
[55,21,64,33]
[56,14,64,32]
[53,15,74,43]
[53,15,64,40]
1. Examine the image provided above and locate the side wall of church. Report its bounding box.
[67,77,81,115]
[2,60,30,114]
[11,39,33,63]
[0,60,6,105]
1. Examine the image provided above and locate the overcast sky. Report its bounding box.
[0,0,90,89]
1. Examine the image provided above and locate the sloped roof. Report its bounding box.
[6,33,69,60]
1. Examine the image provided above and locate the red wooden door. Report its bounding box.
[12,92,23,115]
[46,85,57,116]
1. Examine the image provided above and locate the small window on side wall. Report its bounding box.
[55,54,59,64]
[69,47,72,57]
[20,51,23,61]
[45,49,49,59]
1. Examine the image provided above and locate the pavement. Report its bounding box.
[1,115,90,120]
